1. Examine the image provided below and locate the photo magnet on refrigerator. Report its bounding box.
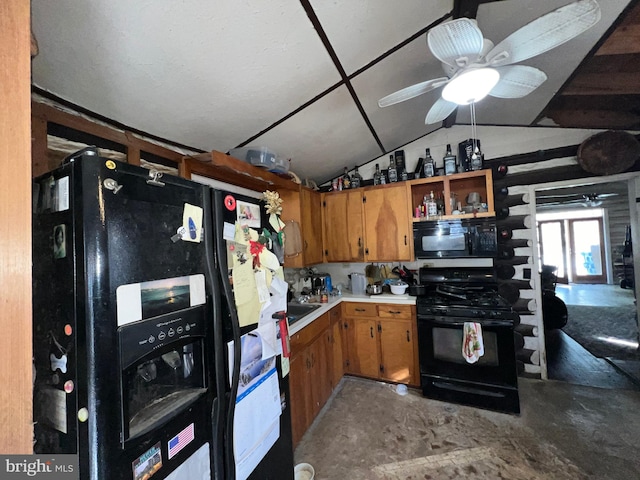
[182,203,203,243]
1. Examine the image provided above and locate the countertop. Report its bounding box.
[288,292,416,335]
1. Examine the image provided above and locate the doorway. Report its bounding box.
[537,214,607,284]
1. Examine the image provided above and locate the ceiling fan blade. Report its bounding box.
[485,0,601,67]
[489,65,547,98]
[425,97,458,125]
[427,18,484,67]
[378,77,449,107]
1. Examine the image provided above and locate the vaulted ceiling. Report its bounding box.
[31,1,636,185]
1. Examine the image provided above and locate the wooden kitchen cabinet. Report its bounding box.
[329,305,344,388]
[321,189,364,262]
[342,302,418,385]
[289,308,340,447]
[280,186,323,267]
[322,183,412,263]
[409,169,495,221]
[363,184,412,261]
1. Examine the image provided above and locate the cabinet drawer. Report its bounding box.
[377,304,413,319]
[343,302,377,317]
[290,312,330,354]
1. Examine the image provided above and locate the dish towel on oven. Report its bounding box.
[462,322,484,363]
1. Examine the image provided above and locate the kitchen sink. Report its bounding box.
[287,303,322,325]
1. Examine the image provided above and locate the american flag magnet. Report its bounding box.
[168,423,195,460]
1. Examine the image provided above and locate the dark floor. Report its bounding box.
[547,283,640,390]
[294,376,640,480]
[545,328,640,390]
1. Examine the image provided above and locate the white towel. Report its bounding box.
[462,322,485,364]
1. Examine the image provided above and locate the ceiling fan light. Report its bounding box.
[441,68,500,105]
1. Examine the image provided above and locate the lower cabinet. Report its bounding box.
[289,301,417,448]
[342,302,418,385]
[289,305,342,448]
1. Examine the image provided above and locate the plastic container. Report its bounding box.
[229,147,277,169]
[271,156,290,173]
[294,463,315,480]
[351,273,367,296]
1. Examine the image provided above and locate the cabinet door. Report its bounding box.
[363,185,412,261]
[379,318,414,384]
[330,307,344,388]
[289,352,311,447]
[322,190,364,262]
[307,336,329,419]
[301,188,323,265]
[346,317,380,378]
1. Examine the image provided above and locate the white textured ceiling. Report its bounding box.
[31,0,631,184]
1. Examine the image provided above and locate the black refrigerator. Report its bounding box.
[32,149,294,480]
[211,188,294,480]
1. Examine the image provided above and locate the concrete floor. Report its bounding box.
[294,376,640,480]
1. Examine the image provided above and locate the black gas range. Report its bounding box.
[415,267,520,414]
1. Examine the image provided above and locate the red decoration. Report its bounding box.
[224,195,236,211]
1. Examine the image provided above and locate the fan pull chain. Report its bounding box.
[470,103,478,159]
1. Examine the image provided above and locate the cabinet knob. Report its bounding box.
[404,235,407,245]
[406,330,410,342]
[370,327,374,338]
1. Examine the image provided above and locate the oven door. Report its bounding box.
[417,314,520,413]
[417,314,518,387]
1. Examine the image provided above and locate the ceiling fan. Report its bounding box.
[378,0,601,124]
[537,192,618,208]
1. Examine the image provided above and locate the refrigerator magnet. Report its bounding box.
[132,442,162,480]
[53,224,66,259]
[182,204,203,243]
[236,200,261,228]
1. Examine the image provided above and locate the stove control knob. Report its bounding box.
[488,311,497,319]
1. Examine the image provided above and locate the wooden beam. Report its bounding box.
[185,151,300,191]
[562,73,640,95]
[545,108,640,130]
[596,24,640,56]
[32,102,185,165]
[0,0,33,453]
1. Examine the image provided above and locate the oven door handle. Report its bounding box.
[417,316,513,328]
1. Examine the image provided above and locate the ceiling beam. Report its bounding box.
[562,73,640,96]
[596,24,640,55]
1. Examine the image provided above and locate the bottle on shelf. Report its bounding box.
[341,167,351,189]
[387,155,398,183]
[414,157,424,179]
[373,163,382,185]
[427,191,438,218]
[394,150,406,174]
[443,144,457,176]
[400,164,408,182]
[436,191,445,216]
[423,148,435,177]
[351,165,362,188]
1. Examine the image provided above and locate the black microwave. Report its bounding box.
[413,218,497,258]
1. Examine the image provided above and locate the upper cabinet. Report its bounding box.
[409,169,495,221]
[280,186,323,267]
[322,189,364,263]
[362,184,412,262]
[321,184,412,263]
